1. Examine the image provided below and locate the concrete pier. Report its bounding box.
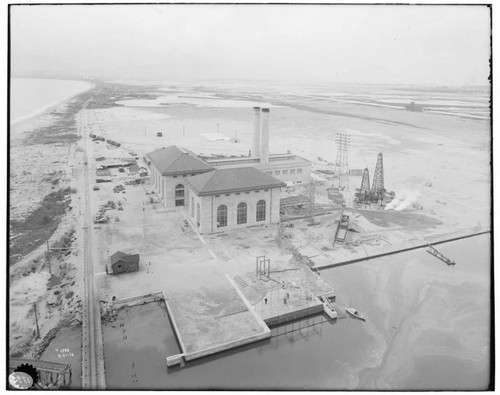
[104,268,337,368]
[315,230,490,271]
[162,277,270,365]
[264,303,324,327]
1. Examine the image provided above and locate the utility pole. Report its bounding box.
[106,250,110,275]
[33,302,40,339]
[46,241,51,274]
[277,288,280,318]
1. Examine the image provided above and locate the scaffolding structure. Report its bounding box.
[334,133,351,189]
[256,255,271,280]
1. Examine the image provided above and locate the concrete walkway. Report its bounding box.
[181,210,218,261]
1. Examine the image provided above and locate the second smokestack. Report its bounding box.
[260,108,270,164]
[253,107,261,157]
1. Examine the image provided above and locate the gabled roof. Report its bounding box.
[186,167,286,196]
[146,146,214,176]
[110,251,140,265]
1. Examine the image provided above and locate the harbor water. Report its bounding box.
[100,233,491,390]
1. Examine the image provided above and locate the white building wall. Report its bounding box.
[188,192,208,231]
[208,156,312,185]
[187,186,282,234]
[148,161,288,225]
[151,167,157,191]
[163,176,168,205]
[261,163,311,185]
[148,163,192,208]
[166,175,191,208]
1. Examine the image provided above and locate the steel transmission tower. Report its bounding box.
[371,153,385,203]
[334,133,351,189]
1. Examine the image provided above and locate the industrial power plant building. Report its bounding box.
[145,107,311,233]
[186,167,285,233]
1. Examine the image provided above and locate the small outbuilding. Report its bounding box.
[109,251,140,275]
[96,169,112,177]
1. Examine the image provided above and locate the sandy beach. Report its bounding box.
[9,80,95,361]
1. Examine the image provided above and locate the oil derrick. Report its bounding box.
[354,168,371,204]
[334,133,351,189]
[370,153,385,203]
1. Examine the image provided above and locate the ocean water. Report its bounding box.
[10,78,93,124]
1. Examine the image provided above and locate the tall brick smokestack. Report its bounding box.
[260,108,270,164]
[252,107,261,157]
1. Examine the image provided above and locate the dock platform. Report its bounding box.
[234,266,336,328]
[162,276,270,365]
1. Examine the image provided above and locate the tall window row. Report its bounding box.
[216,200,266,228]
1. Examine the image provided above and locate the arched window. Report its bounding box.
[175,184,185,206]
[237,202,247,225]
[191,197,194,217]
[196,203,200,227]
[256,200,266,222]
[217,205,227,228]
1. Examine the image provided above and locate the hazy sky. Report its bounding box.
[11,4,491,86]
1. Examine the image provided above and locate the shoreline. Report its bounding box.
[10,78,95,127]
[9,86,97,359]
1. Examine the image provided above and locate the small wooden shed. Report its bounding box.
[109,251,139,275]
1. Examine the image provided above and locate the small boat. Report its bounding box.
[346,307,366,321]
